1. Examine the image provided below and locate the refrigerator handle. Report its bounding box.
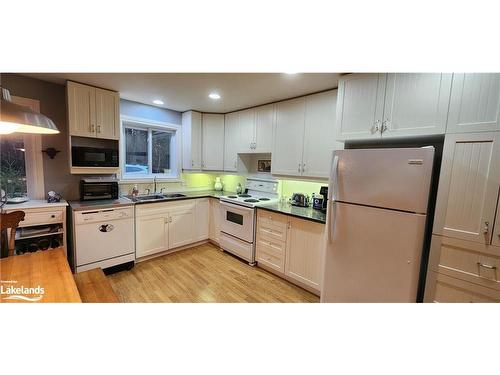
[328,154,339,244]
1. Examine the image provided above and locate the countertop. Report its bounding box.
[0,248,81,303]
[3,199,68,211]
[68,190,231,211]
[257,202,327,224]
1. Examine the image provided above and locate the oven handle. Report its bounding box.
[220,201,255,213]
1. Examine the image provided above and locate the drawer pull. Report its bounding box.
[51,215,55,218]
[483,221,489,234]
[477,262,496,270]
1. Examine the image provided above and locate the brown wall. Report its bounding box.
[1,73,81,200]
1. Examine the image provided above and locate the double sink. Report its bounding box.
[124,193,186,203]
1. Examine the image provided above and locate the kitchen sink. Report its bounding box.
[163,193,186,198]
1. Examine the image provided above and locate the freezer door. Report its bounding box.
[331,147,434,213]
[321,202,427,302]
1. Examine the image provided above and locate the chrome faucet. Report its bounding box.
[144,188,150,195]
[159,187,166,194]
[153,176,157,194]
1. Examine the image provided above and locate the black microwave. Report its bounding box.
[72,146,119,168]
[80,179,119,201]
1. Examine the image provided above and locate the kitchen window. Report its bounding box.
[120,116,181,180]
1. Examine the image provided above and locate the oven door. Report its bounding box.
[220,201,255,243]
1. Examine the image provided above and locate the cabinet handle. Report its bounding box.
[477,262,496,270]
[372,120,380,133]
[483,221,490,234]
[91,124,96,132]
[302,164,305,173]
[381,119,388,133]
[191,160,194,167]
[288,221,291,229]
[298,164,301,173]
[97,125,101,133]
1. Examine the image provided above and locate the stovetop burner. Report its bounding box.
[244,199,260,203]
[238,194,252,198]
[258,198,270,201]
[227,195,238,198]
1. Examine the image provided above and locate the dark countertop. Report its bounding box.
[257,202,326,224]
[70,190,231,211]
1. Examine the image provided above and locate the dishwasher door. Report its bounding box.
[74,207,135,267]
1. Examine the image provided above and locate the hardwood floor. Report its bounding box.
[107,243,319,303]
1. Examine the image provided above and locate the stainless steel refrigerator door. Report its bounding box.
[331,147,434,213]
[321,201,427,302]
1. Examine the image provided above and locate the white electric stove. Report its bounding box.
[219,178,279,265]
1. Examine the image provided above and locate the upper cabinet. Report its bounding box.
[238,108,256,153]
[67,81,120,140]
[447,73,500,133]
[223,112,239,172]
[182,111,202,170]
[382,73,452,138]
[336,74,386,140]
[272,97,306,176]
[433,132,500,245]
[201,113,225,170]
[336,73,452,140]
[272,90,340,178]
[254,104,275,153]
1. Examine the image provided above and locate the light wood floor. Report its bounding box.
[107,243,319,303]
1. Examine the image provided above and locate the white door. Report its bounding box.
[182,111,202,170]
[433,132,500,244]
[336,73,386,141]
[322,202,427,302]
[272,97,305,176]
[202,113,224,170]
[447,73,500,133]
[302,90,342,178]
[285,217,324,291]
[223,112,239,172]
[95,88,120,140]
[239,108,256,152]
[195,198,210,241]
[382,73,452,137]
[67,81,96,138]
[254,104,274,153]
[332,148,435,213]
[168,203,196,249]
[135,213,168,258]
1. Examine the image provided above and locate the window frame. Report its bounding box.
[119,115,182,182]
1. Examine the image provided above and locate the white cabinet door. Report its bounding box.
[223,112,239,172]
[195,198,210,241]
[182,111,202,170]
[285,217,324,291]
[202,113,224,170]
[67,81,96,138]
[95,88,120,140]
[168,203,196,249]
[302,90,342,178]
[336,73,386,140]
[209,198,221,244]
[254,104,274,153]
[135,213,168,258]
[492,191,500,247]
[447,73,500,133]
[433,132,500,244]
[239,108,256,153]
[272,97,305,176]
[382,73,452,137]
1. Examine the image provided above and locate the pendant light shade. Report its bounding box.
[0,88,59,135]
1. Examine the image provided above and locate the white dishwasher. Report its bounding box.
[74,206,135,273]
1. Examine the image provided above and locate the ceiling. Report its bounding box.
[21,73,341,113]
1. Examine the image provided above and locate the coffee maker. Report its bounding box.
[312,186,328,212]
[319,186,328,213]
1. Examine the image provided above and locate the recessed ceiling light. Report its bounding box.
[208,92,221,100]
[284,72,298,75]
[152,99,164,105]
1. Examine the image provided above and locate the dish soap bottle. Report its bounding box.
[214,177,223,191]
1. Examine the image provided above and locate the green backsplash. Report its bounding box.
[278,179,327,200]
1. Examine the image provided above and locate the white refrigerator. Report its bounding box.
[321,147,435,302]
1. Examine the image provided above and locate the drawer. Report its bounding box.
[426,271,500,303]
[257,210,288,241]
[256,236,285,273]
[429,235,500,291]
[20,209,64,227]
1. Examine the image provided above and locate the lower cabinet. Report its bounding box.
[135,200,197,259]
[195,198,210,241]
[209,198,222,244]
[256,209,324,293]
[424,234,500,302]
